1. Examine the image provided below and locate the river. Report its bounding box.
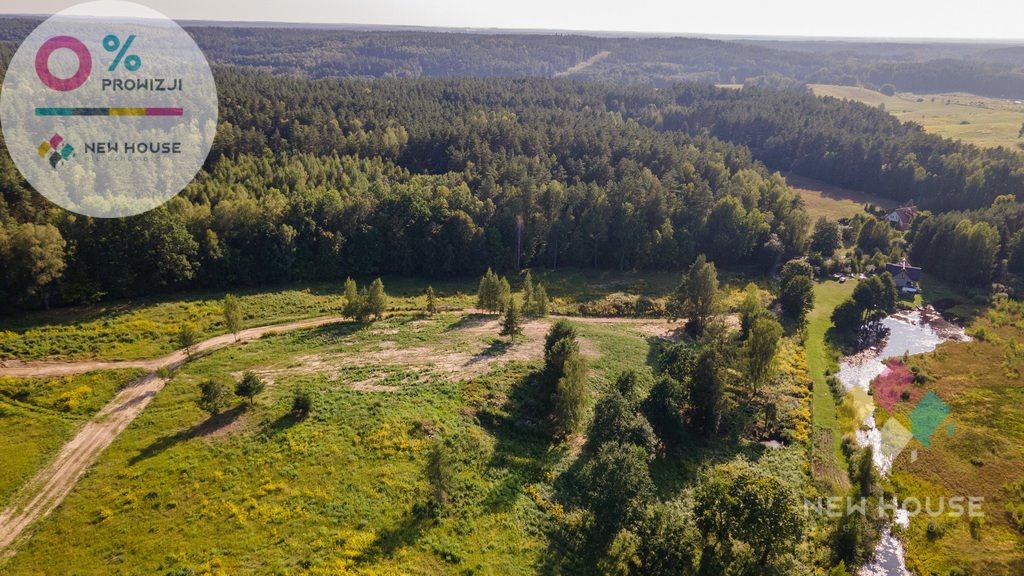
[835,307,967,576]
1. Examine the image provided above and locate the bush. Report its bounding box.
[197,379,230,415]
[292,389,313,418]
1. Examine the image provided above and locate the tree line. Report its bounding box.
[0,76,812,310]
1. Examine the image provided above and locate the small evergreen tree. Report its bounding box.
[425,285,438,315]
[235,371,266,406]
[522,270,535,316]
[534,283,549,317]
[223,294,243,342]
[553,349,588,437]
[544,319,579,372]
[292,389,313,418]
[356,287,371,322]
[426,439,456,514]
[476,268,499,312]
[343,277,362,318]
[500,297,524,343]
[497,277,512,313]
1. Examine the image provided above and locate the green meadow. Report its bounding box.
[811,84,1024,152]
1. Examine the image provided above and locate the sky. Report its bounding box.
[2,0,1023,41]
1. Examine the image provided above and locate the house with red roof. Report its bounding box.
[886,206,919,231]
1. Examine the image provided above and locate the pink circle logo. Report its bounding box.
[35,35,92,92]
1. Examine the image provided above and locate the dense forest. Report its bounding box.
[2,21,1024,309]
[3,61,1024,308]
[3,18,1024,96]
[667,84,1024,211]
[0,75,811,308]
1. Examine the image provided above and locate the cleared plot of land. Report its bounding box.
[0,311,674,574]
[811,84,1024,151]
[0,270,681,363]
[785,173,895,220]
[0,316,346,560]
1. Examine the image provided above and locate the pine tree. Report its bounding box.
[500,297,524,343]
[197,379,230,415]
[477,268,499,312]
[497,277,512,313]
[235,371,266,406]
[534,283,549,317]
[356,287,371,322]
[522,270,535,316]
[553,347,588,437]
[425,286,437,315]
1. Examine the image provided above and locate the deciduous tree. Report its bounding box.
[197,379,230,415]
[223,294,243,341]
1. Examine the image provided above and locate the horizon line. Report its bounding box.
[1,12,1023,44]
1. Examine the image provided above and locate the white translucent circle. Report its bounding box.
[0,0,218,218]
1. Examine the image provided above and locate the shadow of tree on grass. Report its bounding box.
[129,404,246,465]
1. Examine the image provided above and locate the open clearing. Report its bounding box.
[0,306,676,571]
[811,84,1024,151]
[784,173,895,220]
[0,316,347,560]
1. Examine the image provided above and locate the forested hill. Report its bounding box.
[2,18,1024,97]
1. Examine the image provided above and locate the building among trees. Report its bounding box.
[885,259,922,292]
[885,206,919,231]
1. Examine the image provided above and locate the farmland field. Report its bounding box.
[811,84,1024,151]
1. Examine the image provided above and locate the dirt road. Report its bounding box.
[0,315,345,559]
[0,316,346,379]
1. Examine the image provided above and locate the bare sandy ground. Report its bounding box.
[235,315,680,391]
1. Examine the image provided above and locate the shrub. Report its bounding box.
[197,379,230,415]
[292,389,313,418]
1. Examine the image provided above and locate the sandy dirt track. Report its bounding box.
[0,315,346,559]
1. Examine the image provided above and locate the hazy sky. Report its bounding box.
[2,0,1023,40]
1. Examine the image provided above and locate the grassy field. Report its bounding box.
[0,269,688,363]
[784,173,895,220]
[805,280,856,489]
[0,310,670,574]
[811,84,1024,151]
[0,369,146,506]
[885,298,1024,575]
